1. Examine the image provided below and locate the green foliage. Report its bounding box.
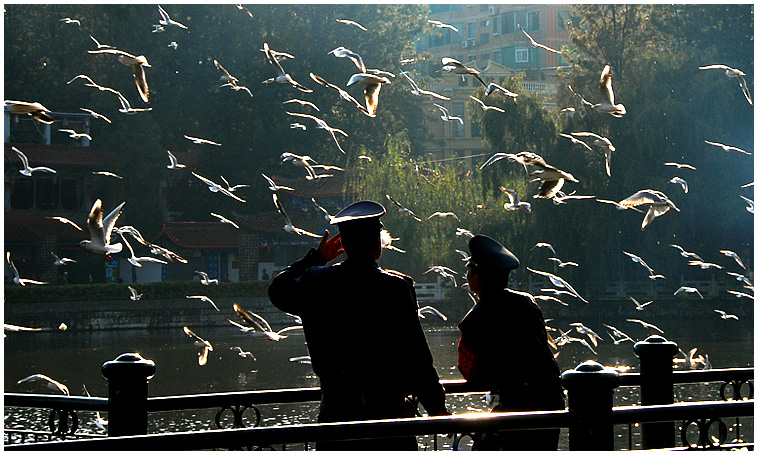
[4,280,270,304]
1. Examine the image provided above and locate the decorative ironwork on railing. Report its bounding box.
[4,337,754,450]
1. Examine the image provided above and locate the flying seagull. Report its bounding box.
[286,111,347,154]
[128,286,142,301]
[186,295,220,312]
[386,194,423,222]
[469,95,505,112]
[4,100,54,124]
[51,252,76,266]
[183,326,213,366]
[517,23,560,53]
[7,252,48,286]
[346,72,390,117]
[192,172,246,202]
[79,199,126,256]
[593,65,625,117]
[438,57,486,87]
[570,131,616,176]
[273,193,320,237]
[433,103,463,124]
[184,134,221,146]
[400,71,450,100]
[210,212,240,229]
[336,18,367,31]
[704,140,751,156]
[309,72,372,116]
[427,19,458,33]
[17,374,69,395]
[12,147,56,176]
[699,64,752,105]
[527,267,588,303]
[261,173,294,192]
[499,187,532,212]
[720,250,746,270]
[79,108,111,123]
[157,5,188,29]
[619,189,679,230]
[262,42,312,92]
[166,150,186,169]
[87,49,150,103]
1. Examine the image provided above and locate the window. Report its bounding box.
[516,47,529,63]
[528,11,540,31]
[502,13,514,34]
[479,19,489,28]
[514,12,527,30]
[452,102,465,138]
[471,120,481,138]
[10,179,33,209]
[492,16,501,34]
[480,53,489,63]
[35,176,58,209]
[479,4,488,12]
[480,33,489,45]
[60,178,80,210]
[493,50,502,65]
[467,21,476,39]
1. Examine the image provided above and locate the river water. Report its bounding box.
[4,322,754,450]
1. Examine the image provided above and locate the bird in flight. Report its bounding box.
[427,19,458,32]
[698,64,752,105]
[386,194,423,222]
[186,295,220,312]
[336,18,367,31]
[714,309,739,320]
[619,189,679,230]
[433,103,463,124]
[527,267,588,303]
[262,42,312,92]
[499,187,532,212]
[7,252,48,286]
[17,374,69,395]
[184,134,221,146]
[192,172,246,202]
[720,250,746,270]
[128,286,142,301]
[439,57,486,87]
[4,100,54,124]
[703,140,751,155]
[273,193,320,238]
[157,5,188,29]
[87,48,151,103]
[183,326,213,366]
[400,71,450,100]
[517,23,560,53]
[12,147,56,176]
[79,199,126,257]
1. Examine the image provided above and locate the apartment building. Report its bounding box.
[415,4,578,164]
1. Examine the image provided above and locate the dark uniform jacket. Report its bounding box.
[458,288,564,412]
[268,249,447,430]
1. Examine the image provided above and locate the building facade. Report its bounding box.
[415,4,578,164]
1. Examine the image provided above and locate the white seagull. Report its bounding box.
[548,257,578,268]
[12,147,56,176]
[59,17,81,26]
[499,187,532,212]
[79,199,126,256]
[89,34,113,49]
[346,72,391,117]
[668,176,688,193]
[210,212,240,229]
[184,134,221,146]
[273,193,320,238]
[261,173,294,192]
[619,189,679,230]
[427,211,460,221]
[262,42,312,92]
[740,195,754,213]
[186,295,220,312]
[87,49,150,103]
[59,128,92,141]
[591,65,626,117]
[622,251,656,276]
[336,18,367,31]
[112,90,152,114]
[400,71,450,100]
[433,103,463,124]
[720,250,746,270]
[626,318,664,334]
[128,286,142,301]
[485,82,519,98]
[704,140,751,155]
[630,295,653,310]
[531,242,556,255]
[714,310,739,320]
[158,5,188,29]
[570,131,616,176]
[17,374,69,395]
[527,268,588,303]
[328,46,366,72]
[183,326,213,366]
[80,108,111,124]
[664,162,697,170]
[470,95,505,112]
[309,72,372,116]
[4,100,54,124]
[192,172,246,202]
[386,194,423,222]
[194,271,218,285]
[674,286,704,299]
[230,346,256,359]
[283,98,320,111]
[51,252,76,266]
[166,150,186,169]
[418,306,448,322]
[7,252,48,286]
[119,232,168,268]
[427,19,458,32]
[439,57,486,87]
[698,64,752,105]
[517,23,560,53]
[47,216,83,231]
[286,112,347,154]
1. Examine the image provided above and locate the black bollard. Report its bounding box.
[634,335,679,449]
[561,360,619,450]
[101,353,156,437]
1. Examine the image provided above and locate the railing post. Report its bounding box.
[561,360,619,450]
[101,353,156,437]
[634,335,679,449]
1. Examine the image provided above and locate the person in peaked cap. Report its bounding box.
[268,200,449,450]
[457,234,564,451]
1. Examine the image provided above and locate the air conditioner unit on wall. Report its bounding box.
[462,41,469,48]
[489,6,499,16]
[469,39,476,47]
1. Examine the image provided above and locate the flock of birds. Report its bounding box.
[6,7,753,412]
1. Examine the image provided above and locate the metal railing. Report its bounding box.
[4,338,754,450]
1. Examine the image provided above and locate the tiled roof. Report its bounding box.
[269,170,357,198]
[5,143,112,168]
[154,222,240,248]
[5,212,85,243]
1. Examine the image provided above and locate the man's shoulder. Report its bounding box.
[379,268,415,285]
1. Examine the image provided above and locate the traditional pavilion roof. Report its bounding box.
[4,212,85,243]
[4,143,112,168]
[153,222,240,248]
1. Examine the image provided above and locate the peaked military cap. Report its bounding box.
[467,234,520,270]
[330,200,386,225]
